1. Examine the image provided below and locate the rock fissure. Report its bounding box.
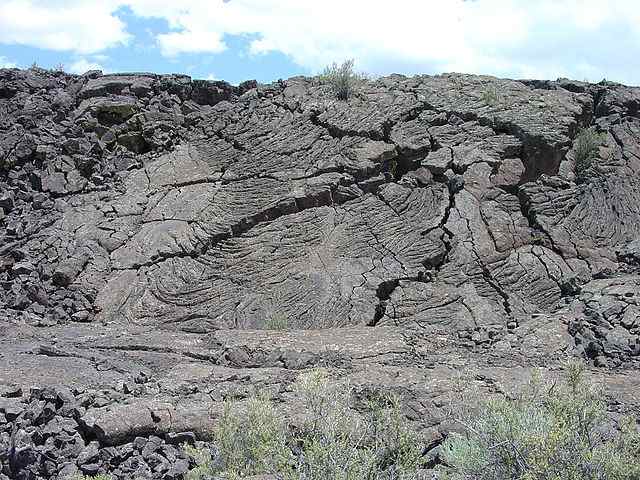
[2,68,640,480]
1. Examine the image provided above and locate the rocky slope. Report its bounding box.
[1,67,639,479]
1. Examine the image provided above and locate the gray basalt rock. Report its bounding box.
[1,67,640,478]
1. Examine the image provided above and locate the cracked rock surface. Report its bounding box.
[1,68,640,479]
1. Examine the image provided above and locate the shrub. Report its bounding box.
[184,443,217,480]
[480,85,500,106]
[320,59,363,100]
[295,369,422,480]
[187,394,292,479]
[441,361,640,480]
[184,369,423,479]
[293,369,375,479]
[263,314,289,330]
[574,127,603,183]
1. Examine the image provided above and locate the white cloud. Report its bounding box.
[0,0,129,53]
[157,30,226,56]
[1,0,640,83]
[205,73,218,80]
[125,0,640,84]
[0,56,17,68]
[69,58,105,74]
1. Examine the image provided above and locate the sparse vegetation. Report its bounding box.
[574,127,604,183]
[69,365,640,480]
[480,85,500,106]
[184,369,423,479]
[294,369,422,480]
[442,361,640,480]
[184,365,640,479]
[184,443,216,479]
[262,294,291,330]
[186,393,292,479]
[320,59,363,100]
[263,313,290,330]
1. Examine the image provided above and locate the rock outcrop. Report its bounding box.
[1,67,640,479]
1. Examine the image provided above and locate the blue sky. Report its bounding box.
[1,0,640,86]
[0,4,306,84]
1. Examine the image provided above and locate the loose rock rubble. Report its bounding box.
[1,67,640,478]
[0,385,198,479]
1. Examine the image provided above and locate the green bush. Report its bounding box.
[185,369,423,479]
[183,443,217,479]
[480,85,500,106]
[186,393,292,479]
[320,59,363,100]
[442,362,640,480]
[294,369,422,480]
[574,127,603,183]
[263,314,289,330]
[184,364,640,480]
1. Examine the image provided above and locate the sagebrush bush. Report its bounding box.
[185,369,423,479]
[320,59,363,100]
[186,393,292,479]
[294,369,422,480]
[574,127,603,183]
[263,314,289,330]
[480,85,500,106]
[184,443,217,479]
[442,362,640,480]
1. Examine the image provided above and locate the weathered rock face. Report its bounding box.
[1,67,640,479]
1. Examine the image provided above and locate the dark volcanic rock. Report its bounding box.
[1,67,640,478]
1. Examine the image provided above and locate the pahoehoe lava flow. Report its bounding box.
[1,68,640,479]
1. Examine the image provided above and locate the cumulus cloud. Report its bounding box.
[157,29,226,57]
[0,0,129,53]
[148,0,640,81]
[119,0,640,83]
[1,0,640,83]
[68,58,105,74]
[0,56,17,68]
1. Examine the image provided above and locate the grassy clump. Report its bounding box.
[320,59,363,100]
[442,361,640,480]
[480,85,500,106]
[263,314,289,331]
[185,369,423,479]
[574,127,604,183]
